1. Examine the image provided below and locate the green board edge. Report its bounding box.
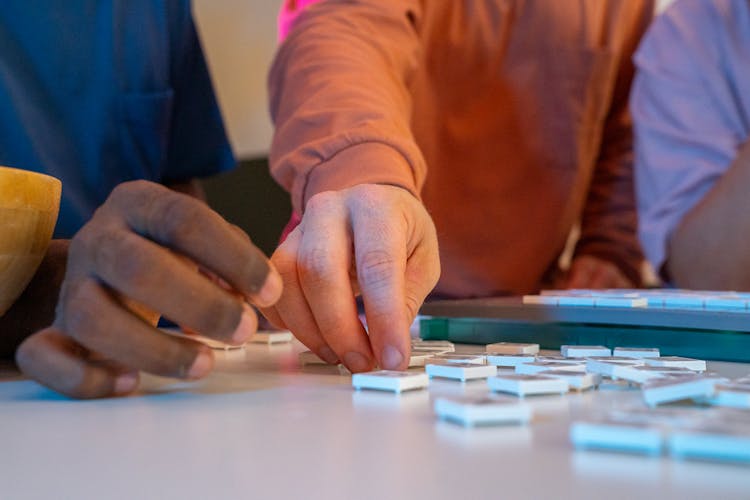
[419,317,750,363]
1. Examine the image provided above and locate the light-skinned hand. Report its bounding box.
[563,255,633,289]
[261,184,440,372]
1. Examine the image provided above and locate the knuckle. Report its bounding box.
[270,244,302,291]
[276,260,300,288]
[111,180,150,200]
[67,231,88,264]
[60,282,105,343]
[271,240,298,273]
[152,194,203,245]
[95,230,154,291]
[108,180,150,209]
[68,221,101,262]
[357,249,397,289]
[299,246,335,284]
[108,181,131,204]
[349,184,378,203]
[305,191,340,215]
[349,186,397,217]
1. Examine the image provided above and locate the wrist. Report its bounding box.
[300,143,419,212]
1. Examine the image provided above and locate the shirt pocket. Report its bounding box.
[118,90,174,181]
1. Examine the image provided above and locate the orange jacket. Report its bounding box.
[270,0,652,297]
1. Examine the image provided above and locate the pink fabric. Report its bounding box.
[278,0,322,42]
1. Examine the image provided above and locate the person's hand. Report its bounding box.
[261,184,440,372]
[15,181,282,398]
[562,255,633,289]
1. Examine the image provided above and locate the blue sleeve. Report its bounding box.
[163,3,235,183]
[632,0,750,274]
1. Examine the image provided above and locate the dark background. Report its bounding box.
[200,157,291,257]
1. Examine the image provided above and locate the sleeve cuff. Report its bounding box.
[293,142,420,212]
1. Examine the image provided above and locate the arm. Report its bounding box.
[632,2,746,287]
[568,3,653,289]
[669,141,750,288]
[269,0,426,210]
[265,0,440,372]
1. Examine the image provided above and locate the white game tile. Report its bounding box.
[644,356,707,372]
[352,370,429,393]
[486,353,536,367]
[251,330,294,344]
[613,347,660,359]
[669,423,750,463]
[426,362,497,382]
[516,361,587,375]
[542,370,600,390]
[487,374,568,397]
[570,419,665,455]
[642,374,726,407]
[561,345,612,358]
[485,342,539,355]
[431,353,486,365]
[585,357,642,378]
[615,365,696,384]
[434,396,532,426]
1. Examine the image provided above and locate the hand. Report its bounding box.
[15,181,282,398]
[562,255,634,289]
[261,184,440,372]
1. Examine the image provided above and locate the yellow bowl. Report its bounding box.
[0,166,61,316]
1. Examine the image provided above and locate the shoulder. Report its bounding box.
[639,0,745,58]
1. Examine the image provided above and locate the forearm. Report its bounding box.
[668,142,750,289]
[576,108,643,286]
[269,0,426,212]
[0,239,69,359]
[575,7,650,286]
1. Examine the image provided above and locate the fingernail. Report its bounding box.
[382,345,405,370]
[114,372,138,395]
[232,304,258,344]
[257,270,283,307]
[187,349,214,379]
[319,346,339,364]
[344,351,371,373]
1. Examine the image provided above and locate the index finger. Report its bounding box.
[106,181,282,306]
[351,205,410,371]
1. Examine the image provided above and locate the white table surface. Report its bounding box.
[2,342,749,500]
